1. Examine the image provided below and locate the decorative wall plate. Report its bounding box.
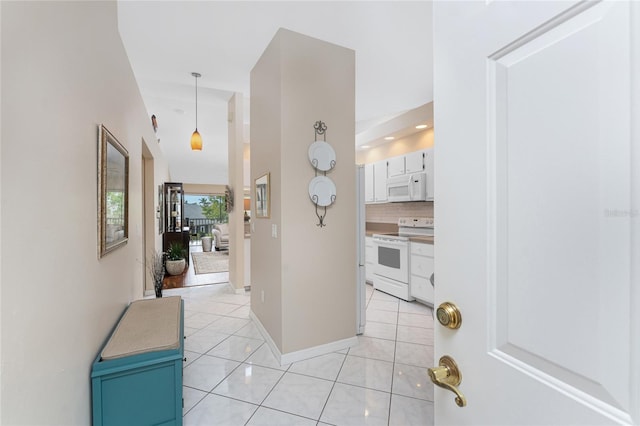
[308,141,336,171]
[308,176,336,207]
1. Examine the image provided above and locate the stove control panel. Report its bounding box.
[398,217,434,228]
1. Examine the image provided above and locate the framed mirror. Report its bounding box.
[98,124,129,258]
[255,173,270,218]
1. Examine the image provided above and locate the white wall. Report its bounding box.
[0,2,169,424]
[250,32,284,349]
[251,28,356,356]
[228,93,246,292]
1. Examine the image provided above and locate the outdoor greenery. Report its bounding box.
[106,190,125,224]
[198,195,228,223]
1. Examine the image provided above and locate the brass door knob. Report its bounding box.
[436,302,462,329]
[428,355,467,407]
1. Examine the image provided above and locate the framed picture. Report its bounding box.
[255,172,270,218]
[98,124,129,258]
[158,184,164,234]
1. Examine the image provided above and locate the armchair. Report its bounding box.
[212,223,229,251]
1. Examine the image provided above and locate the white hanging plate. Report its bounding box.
[308,176,336,207]
[308,141,336,171]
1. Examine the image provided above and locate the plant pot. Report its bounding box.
[165,259,185,276]
[201,236,213,252]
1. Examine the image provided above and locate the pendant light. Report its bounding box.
[190,72,202,150]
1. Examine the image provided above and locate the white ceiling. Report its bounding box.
[117,1,434,184]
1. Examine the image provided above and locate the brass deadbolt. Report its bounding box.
[436,302,462,329]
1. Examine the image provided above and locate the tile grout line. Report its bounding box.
[315,346,350,424]
[387,299,401,426]
[243,348,294,425]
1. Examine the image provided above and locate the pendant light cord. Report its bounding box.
[195,74,198,129]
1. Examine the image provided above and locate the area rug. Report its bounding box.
[191,251,229,275]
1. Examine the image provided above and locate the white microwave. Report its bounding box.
[386,172,428,202]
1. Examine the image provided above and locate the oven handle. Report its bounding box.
[373,238,408,248]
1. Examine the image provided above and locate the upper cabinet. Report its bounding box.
[364,148,434,204]
[388,156,406,178]
[364,163,375,203]
[389,150,425,176]
[373,160,388,203]
[365,160,389,204]
[424,149,434,201]
[405,150,426,174]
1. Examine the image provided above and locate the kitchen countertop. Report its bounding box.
[409,236,434,245]
[365,222,397,237]
[365,222,434,245]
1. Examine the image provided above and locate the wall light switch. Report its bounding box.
[271,224,278,238]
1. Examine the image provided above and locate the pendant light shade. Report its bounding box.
[190,72,202,151]
[190,129,202,150]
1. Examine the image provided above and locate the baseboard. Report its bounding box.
[280,335,358,365]
[249,311,281,363]
[249,311,358,366]
[226,282,246,294]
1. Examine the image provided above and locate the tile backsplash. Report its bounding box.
[366,202,434,224]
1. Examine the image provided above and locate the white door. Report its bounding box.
[434,1,639,425]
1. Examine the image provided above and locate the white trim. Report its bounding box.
[249,311,281,363]
[227,282,245,295]
[249,311,358,366]
[280,335,358,365]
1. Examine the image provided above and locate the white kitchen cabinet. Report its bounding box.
[424,148,434,201]
[364,163,375,203]
[405,150,425,174]
[373,160,388,202]
[365,236,376,282]
[410,242,434,305]
[387,156,406,177]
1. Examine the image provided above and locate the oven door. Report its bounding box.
[373,237,409,284]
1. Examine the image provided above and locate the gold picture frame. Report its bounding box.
[98,124,129,258]
[255,173,270,218]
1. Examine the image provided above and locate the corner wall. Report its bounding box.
[250,32,284,350]
[228,93,245,292]
[0,2,169,424]
[251,28,356,356]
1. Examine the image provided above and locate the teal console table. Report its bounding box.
[91,296,184,426]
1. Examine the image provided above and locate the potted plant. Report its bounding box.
[201,233,213,252]
[165,243,186,276]
[147,250,165,298]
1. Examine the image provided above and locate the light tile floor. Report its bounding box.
[164,282,434,426]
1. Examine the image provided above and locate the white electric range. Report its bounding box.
[372,217,434,301]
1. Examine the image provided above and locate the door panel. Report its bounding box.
[434,1,638,424]
[491,0,631,410]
